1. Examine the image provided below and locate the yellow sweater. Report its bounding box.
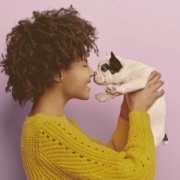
[21,111,155,180]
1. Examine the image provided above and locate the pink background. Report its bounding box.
[0,0,180,179]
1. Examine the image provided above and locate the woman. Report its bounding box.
[0,5,164,180]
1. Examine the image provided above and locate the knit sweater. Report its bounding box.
[21,111,155,180]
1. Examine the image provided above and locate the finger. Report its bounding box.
[148,71,158,81]
[154,80,165,90]
[156,89,165,99]
[148,72,162,84]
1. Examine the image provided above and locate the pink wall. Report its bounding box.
[0,0,179,179]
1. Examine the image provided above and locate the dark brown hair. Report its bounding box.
[0,5,99,107]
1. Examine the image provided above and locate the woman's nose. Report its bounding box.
[90,69,96,77]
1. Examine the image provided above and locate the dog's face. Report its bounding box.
[94,52,124,85]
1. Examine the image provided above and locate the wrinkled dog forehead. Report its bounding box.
[98,58,109,67]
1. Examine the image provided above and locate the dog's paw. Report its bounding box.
[106,85,120,95]
[95,93,114,102]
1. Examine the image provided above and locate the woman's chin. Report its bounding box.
[82,94,90,100]
[72,90,91,100]
[77,93,90,100]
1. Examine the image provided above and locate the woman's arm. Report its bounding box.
[106,116,129,151]
[39,111,155,180]
[107,96,129,151]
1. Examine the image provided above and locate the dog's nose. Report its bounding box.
[94,71,97,75]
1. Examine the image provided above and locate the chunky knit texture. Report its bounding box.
[21,111,155,180]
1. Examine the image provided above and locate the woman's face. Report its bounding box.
[60,58,94,101]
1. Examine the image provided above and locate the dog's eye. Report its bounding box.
[101,64,109,72]
[101,66,107,72]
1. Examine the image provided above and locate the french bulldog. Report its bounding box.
[94,51,168,148]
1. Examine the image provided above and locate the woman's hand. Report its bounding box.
[120,95,129,121]
[126,71,165,112]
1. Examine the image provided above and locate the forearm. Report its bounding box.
[107,116,129,151]
[120,104,129,121]
[107,99,130,151]
[119,94,129,121]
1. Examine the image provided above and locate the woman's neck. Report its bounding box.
[29,90,67,117]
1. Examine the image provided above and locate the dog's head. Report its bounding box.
[94,52,124,85]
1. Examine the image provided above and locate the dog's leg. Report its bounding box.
[106,78,147,95]
[95,93,118,102]
[163,133,169,145]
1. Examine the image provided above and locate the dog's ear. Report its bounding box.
[110,52,120,65]
[111,52,115,58]
[109,51,122,74]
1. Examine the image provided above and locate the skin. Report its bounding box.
[29,57,164,119]
[29,57,94,117]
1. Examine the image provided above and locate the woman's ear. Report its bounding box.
[53,71,62,83]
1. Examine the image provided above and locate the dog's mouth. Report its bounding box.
[93,76,109,86]
[103,81,109,86]
[93,70,111,86]
[93,77,103,85]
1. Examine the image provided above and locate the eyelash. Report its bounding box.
[83,65,88,68]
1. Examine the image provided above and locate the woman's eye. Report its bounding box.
[83,65,88,67]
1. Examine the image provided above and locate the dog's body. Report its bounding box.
[94,52,168,148]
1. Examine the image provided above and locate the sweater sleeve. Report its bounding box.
[67,118,104,146]
[106,116,129,151]
[67,116,129,150]
[38,111,155,180]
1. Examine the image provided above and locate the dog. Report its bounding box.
[94,51,168,148]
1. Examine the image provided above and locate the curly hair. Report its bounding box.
[0,5,99,107]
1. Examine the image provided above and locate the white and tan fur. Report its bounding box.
[94,52,168,148]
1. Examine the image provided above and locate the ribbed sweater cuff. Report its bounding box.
[125,111,152,148]
[112,116,129,151]
[129,111,150,129]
